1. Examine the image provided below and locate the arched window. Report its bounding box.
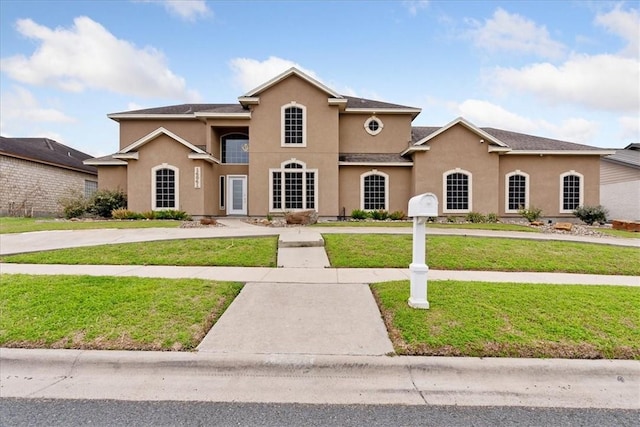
[361,171,388,210]
[560,171,583,212]
[281,102,306,146]
[505,170,529,213]
[443,169,472,213]
[152,164,179,210]
[270,159,317,210]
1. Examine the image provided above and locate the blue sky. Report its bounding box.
[1,0,638,156]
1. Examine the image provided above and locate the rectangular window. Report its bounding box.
[219,176,225,210]
[284,171,303,209]
[272,172,282,209]
[221,135,249,164]
[84,180,98,198]
[271,163,317,211]
[446,173,469,211]
[363,174,386,210]
[156,168,176,208]
[563,175,581,211]
[508,175,526,211]
[305,171,315,209]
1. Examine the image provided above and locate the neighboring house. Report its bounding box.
[0,136,98,216]
[85,67,613,220]
[600,143,640,221]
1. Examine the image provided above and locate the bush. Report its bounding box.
[518,206,543,223]
[351,209,369,220]
[573,205,608,225]
[141,211,156,219]
[154,209,191,220]
[88,189,127,218]
[486,213,499,223]
[58,190,89,219]
[465,212,486,223]
[111,209,144,220]
[370,210,389,220]
[389,211,406,221]
[446,216,457,223]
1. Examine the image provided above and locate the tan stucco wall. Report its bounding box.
[412,124,500,216]
[97,166,127,192]
[247,74,340,216]
[498,154,601,217]
[119,120,206,150]
[339,114,413,153]
[339,166,412,215]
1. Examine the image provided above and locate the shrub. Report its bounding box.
[154,209,191,220]
[389,210,406,221]
[518,206,543,223]
[141,211,156,219]
[111,209,143,220]
[58,190,89,219]
[88,189,127,218]
[573,205,608,225]
[370,209,389,220]
[486,213,499,223]
[465,212,486,223]
[446,216,457,223]
[351,209,369,220]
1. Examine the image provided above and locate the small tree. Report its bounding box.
[573,205,608,225]
[518,206,543,223]
[88,189,127,218]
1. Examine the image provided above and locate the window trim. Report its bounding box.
[504,170,530,213]
[220,132,249,164]
[281,102,307,147]
[559,170,584,213]
[364,116,384,136]
[442,168,472,213]
[269,159,318,211]
[360,170,389,211]
[151,163,179,211]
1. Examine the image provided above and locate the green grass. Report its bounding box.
[373,280,640,359]
[1,237,278,267]
[314,221,538,232]
[323,234,640,275]
[0,217,182,234]
[596,228,639,238]
[0,274,242,350]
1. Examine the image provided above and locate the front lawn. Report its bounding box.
[373,280,640,359]
[323,234,640,275]
[314,221,538,233]
[0,274,242,350]
[0,217,182,234]
[1,237,278,267]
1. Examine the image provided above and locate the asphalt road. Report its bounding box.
[1,399,638,427]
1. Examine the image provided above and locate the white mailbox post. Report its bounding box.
[407,193,438,309]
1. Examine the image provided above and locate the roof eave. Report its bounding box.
[188,153,220,164]
[507,150,616,156]
[243,67,342,98]
[338,161,414,167]
[108,113,196,121]
[400,145,431,156]
[83,158,128,166]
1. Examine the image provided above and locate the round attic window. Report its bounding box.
[364,117,383,136]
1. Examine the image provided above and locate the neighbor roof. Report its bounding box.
[0,136,97,175]
[602,144,640,169]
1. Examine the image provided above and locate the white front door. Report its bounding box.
[227,175,247,215]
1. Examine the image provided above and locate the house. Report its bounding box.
[600,143,640,221]
[0,136,98,216]
[85,68,613,220]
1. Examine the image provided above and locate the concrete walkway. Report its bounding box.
[1,222,639,408]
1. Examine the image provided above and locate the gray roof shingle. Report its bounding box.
[111,103,246,115]
[339,153,412,163]
[603,145,640,168]
[343,96,419,110]
[0,136,97,175]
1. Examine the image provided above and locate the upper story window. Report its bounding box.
[281,102,306,146]
[152,164,179,210]
[221,133,249,164]
[505,171,529,213]
[361,171,388,210]
[560,171,583,212]
[443,169,472,213]
[364,116,384,136]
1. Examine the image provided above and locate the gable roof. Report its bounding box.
[0,136,97,175]
[242,67,342,98]
[602,144,640,169]
[119,127,208,154]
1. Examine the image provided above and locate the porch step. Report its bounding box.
[278,230,325,248]
[277,230,330,268]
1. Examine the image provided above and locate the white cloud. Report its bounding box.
[595,5,639,57]
[0,17,201,101]
[0,86,76,125]
[455,99,599,144]
[163,0,210,21]
[492,53,639,112]
[468,8,566,59]
[618,116,640,143]
[229,56,320,92]
[403,1,429,16]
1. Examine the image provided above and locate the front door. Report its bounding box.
[227,175,247,215]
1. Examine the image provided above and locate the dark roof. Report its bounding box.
[343,96,419,110]
[339,153,412,163]
[0,136,97,175]
[111,103,246,115]
[603,145,640,168]
[410,125,605,151]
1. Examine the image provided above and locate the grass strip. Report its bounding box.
[0,274,242,351]
[1,237,278,267]
[314,221,538,232]
[372,280,640,359]
[323,234,640,275]
[0,217,182,234]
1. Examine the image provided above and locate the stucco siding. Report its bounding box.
[339,166,412,216]
[119,120,206,150]
[97,166,127,192]
[339,114,413,153]
[0,155,97,216]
